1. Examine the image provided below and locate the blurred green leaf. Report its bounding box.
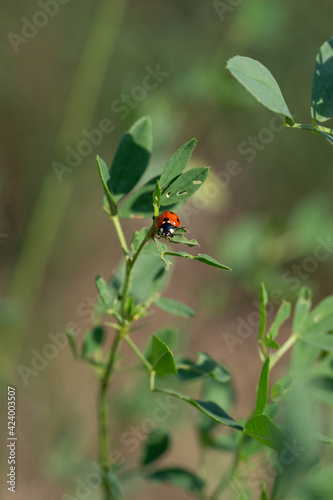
[118,176,157,219]
[110,117,152,203]
[131,228,149,254]
[227,56,293,119]
[153,386,243,430]
[302,296,333,334]
[141,428,170,466]
[66,329,78,359]
[95,275,115,310]
[163,251,231,270]
[160,167,209,205]
[292,287,312,333]
[96,156,117,215]
[145,326,179,359]
[264,301,291,344]
[244,414,286,451]
[317,129,333,145]
[159,138,197,189]
[300,333,333,352]
[155,297,195,318]
[255,357,270,415]
[106,471,122,500]
[81,326,105,358]
[150,335,177,376]
[261,482,269,500]
[311,37,333,122]
[258,282,268,342]
[176,352,230,383]
[146,468,204,493]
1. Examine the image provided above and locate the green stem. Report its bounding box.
[111,215,129,256]
[210,434,246,500]
[270,333,300,369]
[123,335,152,372]
[99,328,124,499]
[287,122,333,136]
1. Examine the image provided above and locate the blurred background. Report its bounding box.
[1,0,333,499]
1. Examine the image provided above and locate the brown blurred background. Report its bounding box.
[1,0,333,499]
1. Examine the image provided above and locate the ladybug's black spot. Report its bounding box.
[170,211,175,214]
[177,218,179,222]
[163,217,169,222]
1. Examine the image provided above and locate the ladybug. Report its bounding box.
[155,211,181,238]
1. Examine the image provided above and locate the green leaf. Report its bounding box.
[66,329,78,359]
[176,352,230,383]
[95,275,115,310]
[131,228,149,254]
[147,468,204,493]
[81,326,105,358]
[258,282,268,342]
[145,326,179,359]
[265,339,279,350]
[110,117,152,203]
[160,167,209,206]
[317,129,333,145]
[261,482,269,500]
[153,180,161,210]
[141,428,170,466]
[300,333,333,352]
[105,471,122,500]
[311,37,333,122]
[226,56,293,120]
[150,335,177,376]
[244,414,286,451]
[292,287,312,333]
[155,297,195,318]
[302,296,333,334]
[153,386,243,430]
[265,301,291,341]
[163,251,231,270]
[118,176,157,219]
[96,156,117,215]
[255,357,270,415]
[169,233,199,247]
[159,138,197,189]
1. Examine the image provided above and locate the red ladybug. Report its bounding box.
[156,211,181,238]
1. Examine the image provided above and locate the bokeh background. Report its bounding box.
[1,0,333,499]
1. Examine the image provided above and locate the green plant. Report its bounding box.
[65,115,333,500]
[227,36,333,146]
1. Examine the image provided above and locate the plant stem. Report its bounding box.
[123,335,152,372]
[287,121,333,136]
[98,328,124,499]
[111,215,129,256]
[270,333,300,369]
[210,435,245,500]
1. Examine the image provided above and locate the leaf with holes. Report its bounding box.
[302,296,333,334]
[163,251,231,270]
[311,37,333,122]
[159,138,197,189]
[155,297,195,318]
[153,180,161,210]
[160,167,209,206]
[227,56,293,120]
[150,335,177,376]
[96,156,117,216]
[110,117,152,203]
